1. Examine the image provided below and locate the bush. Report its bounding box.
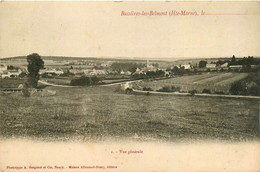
[22,83,30,97]
[229,81,246,95]
[249,85,260,96]
[189,90,198,96]
[229,79,260,96]
[125,88,133,94]
[143,87,153,91]
[202,89,211,94]
[214,91,224,94]
[70,76,100,86]
[157,85,180,92]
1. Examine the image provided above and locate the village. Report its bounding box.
[0,55,259,99]
[0,55,258,80]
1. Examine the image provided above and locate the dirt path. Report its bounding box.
[100,79,142,87]
[132,89,260,100]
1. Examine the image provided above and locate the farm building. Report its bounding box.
[134,68,142,74]
[40,69,64,76]
[181,64,191,69]
[122,71,132,75]
[89,69,107,75]
[229,65,243,69]
[206,64,216,69]
[1,71,9,78]
[221,63,228,68]
[1,69,22,78]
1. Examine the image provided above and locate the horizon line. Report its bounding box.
[1,55,259,61]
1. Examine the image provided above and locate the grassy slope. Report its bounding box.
[0,85,259,142]
[0,78,27,88]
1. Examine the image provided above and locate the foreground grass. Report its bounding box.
[0,85,259,142]
[0,78,27,88]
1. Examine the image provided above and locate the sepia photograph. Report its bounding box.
[0,1,259,171]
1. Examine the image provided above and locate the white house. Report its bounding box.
[40,69,64,76]
[181,64,191,69]
[1,69,22,78]
[134,68,142,74]
[229,65,243,69]
[1,71,9,78]
[89,69,107,75]
[125,71,132,75]
[221,63,228,68]
[121,82,132,90]
[206,64,216,69]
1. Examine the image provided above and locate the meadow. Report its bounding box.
[0,78,27,88]
[140,72,249,94]
[0,85,259,142]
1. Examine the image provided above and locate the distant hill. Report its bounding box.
[1,55,259,64]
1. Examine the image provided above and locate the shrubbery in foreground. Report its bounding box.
[70,76,100,86]
[157,86,180,92]
[229,72,260,96]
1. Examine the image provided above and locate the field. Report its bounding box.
[42,77,72,86]
[42,77,132,86]
[0,78,27,88]
[0,85,259,142]
[140,72,249,94]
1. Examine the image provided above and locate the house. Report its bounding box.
[1,71,9,78]
[121,82,132,90]
[40,69,64,76]
[9,70,22,77]
[125,71,132,75]
[221,63,228,68]
[134,68,142,74]
[164,71,171,77]
[1,69,22,78]
[101,63,110,67]
[206,64,216,69]
[83,69,92,75]
[141,60,157,72]
[229,65,243,69]
[119,70,131,75]
[89,69,107,75]
[181,64,191,69]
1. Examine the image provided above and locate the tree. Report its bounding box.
[7,65,17,70]
[229,81,246,95]
[27,53,44,88]
[171,66,185,75]
[70,76,100,86]
[231,55,236,65]
[199,60,207,68]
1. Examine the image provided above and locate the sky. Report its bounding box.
[0,2,259,59]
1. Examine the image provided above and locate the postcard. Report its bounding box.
[0,1,259,171]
